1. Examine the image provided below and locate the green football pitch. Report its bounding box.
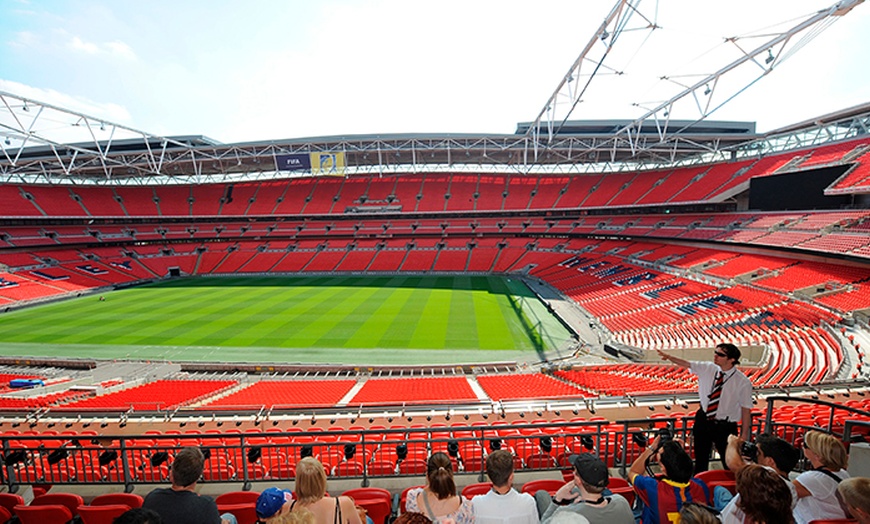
[0,275,574,365]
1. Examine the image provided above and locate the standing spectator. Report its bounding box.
[629,437,710,524]
[793,431,850,524]
[536,453,633,524]
[735,464,795,524]
[472,450,539,524]
[658,343,753,473]
[291,457,362,524]
[142,447,236,524]
[405,452,474,524]
[838,477,870,524]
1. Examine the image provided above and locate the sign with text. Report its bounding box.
[274,154,311,172]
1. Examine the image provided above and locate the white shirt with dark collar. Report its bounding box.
[472,487,539,524]
[690,361,752,422]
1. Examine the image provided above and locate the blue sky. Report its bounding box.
[2,0,868,144]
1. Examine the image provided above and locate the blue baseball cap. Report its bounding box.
[256,487,293,519]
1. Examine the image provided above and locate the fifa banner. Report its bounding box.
[274,152,346,176]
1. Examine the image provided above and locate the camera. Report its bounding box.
[740,441,758,462]
[657,427,673,443]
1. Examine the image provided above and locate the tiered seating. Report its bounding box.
[113,187,158,216]
[582,172,634,207]
[153,187,191,216]
[349,377,478,405]
[0,272,70,302]
[527,176,568,209]
[670,161,752,202]
[416,175,451,212]
[476,373,590,400]
[801,139,868,167]
[796,233,870,255]
[827,154,870,193]
[754,262,870,292]
[749,230,820,248]
[399,240,439,272]
[554,364,696,396]
[0,390,86,410]
[432,245,469,272]
[606,173,655,206]
[445,174,481,212]
[23,186,87,217]
[502,176,535,210]
[556,174,602,208]
[55,379,237,411]
[247,180,288,215]
[702,254,793,279]
[815,283,870,312]
[201,380,356,409]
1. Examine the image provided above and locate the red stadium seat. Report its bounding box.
[14,504,73,524]
[78,505,131,524]
[217,503,259,524]
[461,482,493,499]
[90,493,143,508]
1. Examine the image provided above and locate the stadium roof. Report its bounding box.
[0,0,866,185]
[0,101,868,186]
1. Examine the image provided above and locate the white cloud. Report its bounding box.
[68,36,136,60]
[8,31,37,49]
[0,79,132,124]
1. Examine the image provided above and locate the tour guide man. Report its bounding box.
[657,343,752,473]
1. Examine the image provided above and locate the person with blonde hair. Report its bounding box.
[839,477,870,524]
[404,452,474,524]
[793,431,850,524]
[271,508,317,524]
[290,457,362,524]
[678,503,719,524]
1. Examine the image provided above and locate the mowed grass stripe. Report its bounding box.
[377,276,431,348]
[345,276,409,348]
[0,275,565,360]
[445,275,478,348]
[475,276,524,350]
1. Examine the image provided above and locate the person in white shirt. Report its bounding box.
[472,450,539,524]
[658,343,753,473]
[793,430,850,524]
[718,433,800,523]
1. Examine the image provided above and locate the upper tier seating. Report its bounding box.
[202,380,357,409]
[476,374,591,401]
[55,379,237,411]
[349,377,479,405]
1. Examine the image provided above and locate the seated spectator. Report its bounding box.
[291,457,362,524]
[114,508,163,524]
[257,487,295,523]
[629,436,710,524]
[272,508,316,524]
[793,430,850,524]
[838,477,870,524]
[393,513,432,524]
[536,453,633,524]
[405,452,474,524]
[142,447,237,524]
[735,464,795,524]
[546,513,589,524]
[472,449,539,524]
[718,433,799,522]
[677,503,719,524]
